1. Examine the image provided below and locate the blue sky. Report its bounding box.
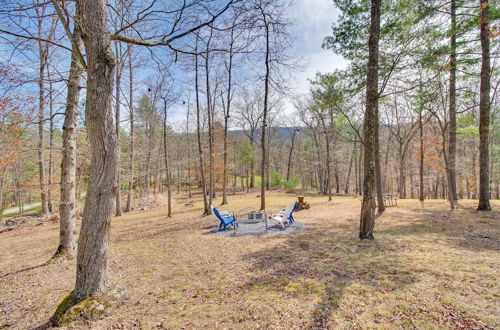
[166,0,349,122]
[0,0,349,126]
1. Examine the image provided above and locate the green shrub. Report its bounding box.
[284,177,300,192]
[270,171,282,188]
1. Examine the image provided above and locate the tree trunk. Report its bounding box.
[260,17,270,211]
[312,130,323,194]
[399,150,406,199]
[374,104,384,212]
[345,144,354,194]
[250,139,255,188]
[358,143,363,195]
[286,129,297,181]
[114,41,123,217]
[419,110,425,202]
[186,106,193,199]
[37,32,49,216]
[477,0,491,211]
[323,123,333,201]
[359,0,380,240]
[383,130,391,192]
[47,73,54,213]
[145,124,153,198]
[126,45,134,212]
[74,0,117,299]
[0,174,4,217]
[163,99,172,217]
[334,158,340,194]
[441,131,455,209]
[204,35,215,207]
[222,27,235,205]
[55,21,83,259]
[448,0,458,201]
[195,39,209,215]
[354,145,359,194]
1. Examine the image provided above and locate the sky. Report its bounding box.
[0,0,349,126]
[288,0,348,99]
[168,0,349,122]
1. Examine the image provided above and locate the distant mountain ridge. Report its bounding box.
[229,126,302,140]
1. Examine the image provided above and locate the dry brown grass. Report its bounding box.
[0,192,499,329]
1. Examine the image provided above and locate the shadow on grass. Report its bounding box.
[380,207,500,252]
[240,224,423,328]
[240,205,498,328]
[0,262,48,279]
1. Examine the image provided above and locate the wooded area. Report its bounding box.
[0,0,498,328]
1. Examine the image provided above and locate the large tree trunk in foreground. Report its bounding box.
[448,0,458,201]
[477,0,491,211]
[74,0,117,299]
[359,0,380,240]
[55,22,83,259]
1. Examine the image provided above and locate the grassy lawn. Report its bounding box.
[0,192,498,329]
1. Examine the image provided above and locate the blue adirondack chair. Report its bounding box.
[211,206,236,231]
[288,202,298,224]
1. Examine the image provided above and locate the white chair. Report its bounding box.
[272,203,295,229]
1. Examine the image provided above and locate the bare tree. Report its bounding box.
[35,3,57,217]
[125,44,135,212]
[53,3,84,260]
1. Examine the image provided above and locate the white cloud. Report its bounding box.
[292,50,348,94]
[290,0,341,55]
[282,0,347,113]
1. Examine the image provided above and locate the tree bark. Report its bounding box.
[55,19,83,259]
[114,41,123,216]
[195,39,209,215]
[448,0,458,201]
[125,45,134,212]
[187,109,193,199]
[419,110,425,202]
[222,25,235,205]
[162,99,172,217]
[260,13,270,211]
[204,33,215,207]
[477,0,491,211]
[37,23,50,216]
[374,104,384,212]
[47,72,54,213]
[359,0,380,240]
[74,0,117,299]
[345,144,354,194]
[286,129,298,181]
[321,118,333,201]
[399,148,406,199]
